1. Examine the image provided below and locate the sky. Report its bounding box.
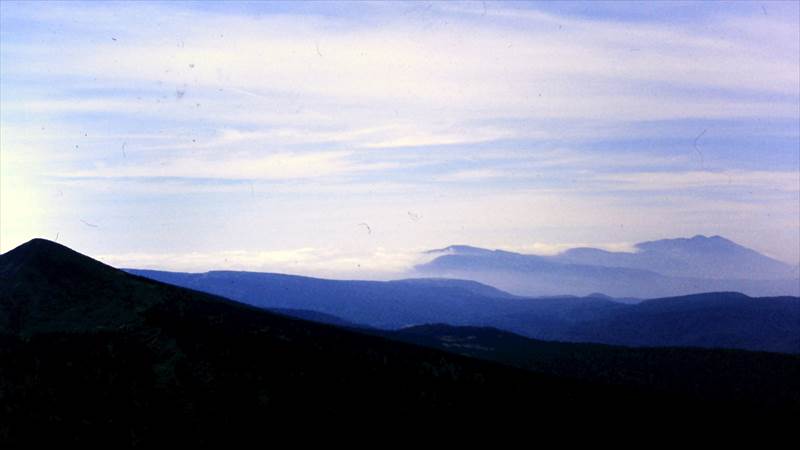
[1,1,798,277]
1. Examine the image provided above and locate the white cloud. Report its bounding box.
[503,241,639,256]
[3,1,797,126]
[60,151,349,180]
[594,170,800,192]
[436,169,507,182]
[97,246,435,280]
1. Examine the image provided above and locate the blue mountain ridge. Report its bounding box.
[128,269,800,353]
[413,235,800,298]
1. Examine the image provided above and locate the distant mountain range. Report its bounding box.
[9,238,800,443]
[125,269,520,329]
[128,272,800,354]
[558,235,797,279]
[481,292,800,353]
[414,235,800,298]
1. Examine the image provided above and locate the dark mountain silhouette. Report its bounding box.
[414,235,800,298]
[268,307,366,328]
[8,238,755,444]
[565,292,800,353]
[387,324,800,411]
[475,292,800,353]
[129,269,800,353]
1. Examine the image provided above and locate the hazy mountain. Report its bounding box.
[414,236,800,298]
[555,235,798,280]
[129,269,800,354]
[4,238,717,444]
[125,269,523,329]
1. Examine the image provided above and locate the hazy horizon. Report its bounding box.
[2,1,799,277]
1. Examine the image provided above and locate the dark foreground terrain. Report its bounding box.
[386,324,800,409]
[1,240,797,445]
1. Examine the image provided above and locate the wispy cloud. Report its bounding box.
[56,151,392,180]
[1,1,798,266]
[98,246,435,280]
[593,170,800,192]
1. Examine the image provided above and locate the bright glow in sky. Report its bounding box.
[1,1,798,276]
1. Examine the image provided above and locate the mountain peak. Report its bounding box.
[635,234,741,252]
[0,238,117,281]
[6,237,64,253]
[2,238,88,261]
[0,239,135,335]
[690,234,731,243]
[424,245,494,255]
[2,238,66,265]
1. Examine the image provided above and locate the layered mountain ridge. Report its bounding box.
[414,234,799,298]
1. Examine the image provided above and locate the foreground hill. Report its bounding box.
[3,238,756,444]
[415,236,799,298]
[387,324,800,411]
[130,269,800,353]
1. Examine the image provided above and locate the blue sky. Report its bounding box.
[1,1,798,275]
